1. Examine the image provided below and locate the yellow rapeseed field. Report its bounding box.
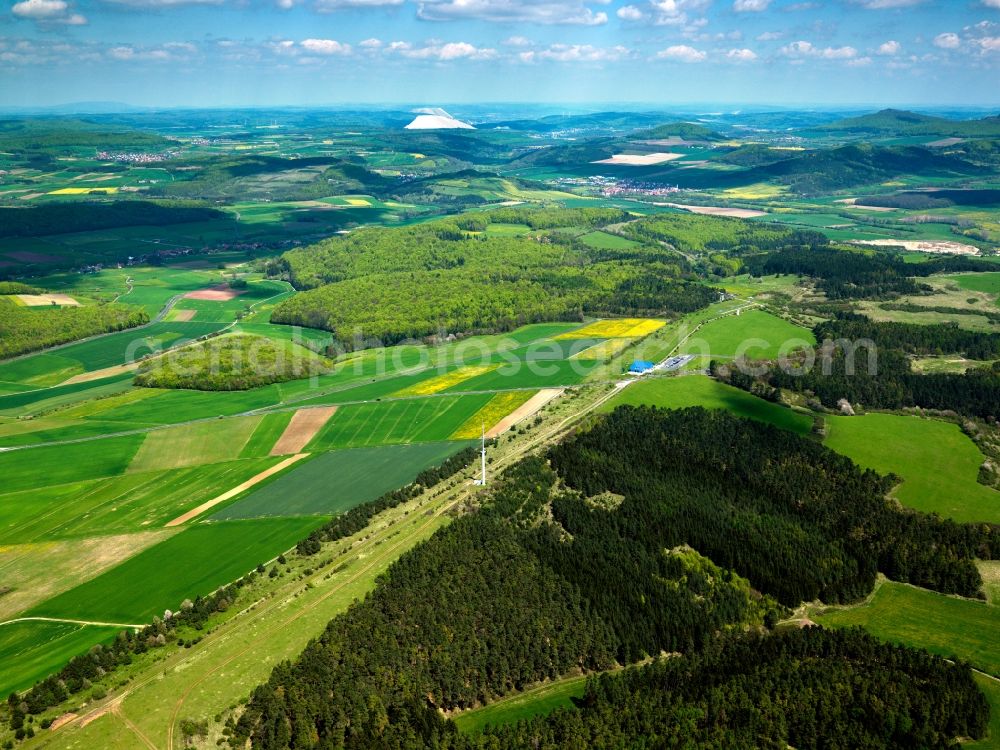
[394,365,497,397]
[451,391,534,439]
[557,318,664,339]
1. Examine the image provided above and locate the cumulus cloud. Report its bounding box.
[521,43,629,62]
[300,38,352,54]
[876,40,901,55]
[780,40,857,59]
[983,0,1000,7]
[726,47,757,61]
[656,44,707,62]
[416,0,610,25]
[756,30,783,41]
[386,40,497,60]
[11,0,86,25]
[360,38,383,48]
[503,35,531,46]
[733,0,770,11]
[617,4,645,20]
[933,32,961,49]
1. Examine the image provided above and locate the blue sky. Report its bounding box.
[2,0,998,107]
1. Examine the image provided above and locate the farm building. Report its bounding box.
[629,360,656,375]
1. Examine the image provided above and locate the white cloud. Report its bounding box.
[387,41,497,60]
[656,44,707,62]
[876,40,901,55]
[976,36,1000,52]
[360,38,383,48]
[734,0,770,11]
[726,47,758,61]
[983,0,1000,7]
[780,40,857,59]
[416,0,610,25]
[756,30,783,41]
[11,0,87,25]
[300,38,352,55]
[503,35,531,46]
[846,56,872,66]
[933,32,961,49]
[617,4,645,20]
[526,43,629,62]
[101,0,221,7]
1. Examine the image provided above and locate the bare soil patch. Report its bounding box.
[49,713,79,731]
[486,389,562,438]
[165,453,309,527]
[660,203,767,219]
[270,407,337,456]
[184,285,244,301]
[593,153,684,166]
[850,239,981,256]
[171,308,197,322]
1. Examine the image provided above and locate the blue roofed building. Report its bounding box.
[629,360,656,375]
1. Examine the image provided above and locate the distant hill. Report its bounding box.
[817,109,1000,138]
[633,121,722,141]
[748,143,984,193]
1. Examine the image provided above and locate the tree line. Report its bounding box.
[0,300,148,360]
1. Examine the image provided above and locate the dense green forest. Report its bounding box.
[817,108,1000,138]
[745,245,995,298]
[452,629,988,749]
[268,209,823,347]
[0,201,225,239]
[230,406,994,749]
[135,335,332,390]
[0,119,171,157]
[0,299,148,359]
[720,312,1000,418]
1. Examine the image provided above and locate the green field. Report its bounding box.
[680,309,816,360]
[578,231,640,250]
[305,394,493,450]
[239,411,295,457]
[0,457,282,543]
[0,434,143,494]
[29,517,319,623]
[814,581,999,678]
[213,442,469,520]
[127,415,263,472]
[824,414,999,524]
[603,375,814,434]
[950,272,1000,304]
[452,675,588,734]
[0,621,121,696]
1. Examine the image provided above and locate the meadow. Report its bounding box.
[814,581,999,678]
[127,415,263,471]
[0,434,143,494]
[452,675,588,734]
[679,309,815,360]
[603,375,814,434]
[213,442,468,520]
[29,517,320,623]
[824,413,999,524]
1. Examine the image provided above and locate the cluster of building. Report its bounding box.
[96,150,176,164]
[550,175,684,199]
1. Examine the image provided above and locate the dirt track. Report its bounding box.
[486,389,563,438]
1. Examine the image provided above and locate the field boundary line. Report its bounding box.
[164,453,309,527]
[0,616,143,629]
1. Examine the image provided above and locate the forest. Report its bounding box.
[134,335,332,391]
[267,209,823,347]
[229,406,995,749]
[745,245,995,299]
[720,312,1000,418]
[0,200,225,239]
[0,299,148,359]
